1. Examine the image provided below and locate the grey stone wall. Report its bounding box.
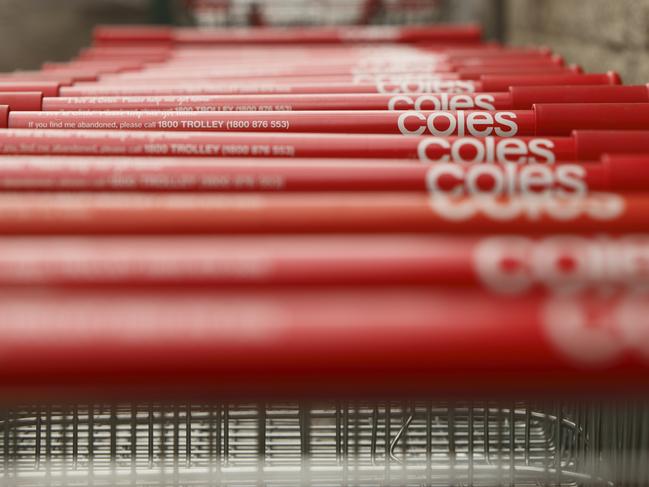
[0,0,646,85]
[0,0,152,71]
[505,0,649,84]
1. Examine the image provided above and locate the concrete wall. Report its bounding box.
[505,0,649,84]
[439,0,505,41]
[0,0,153,71]
[0,0,647,84]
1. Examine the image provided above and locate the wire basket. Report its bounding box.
[2,401,647,486]
[186,0,444,27]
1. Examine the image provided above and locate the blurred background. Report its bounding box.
[1,0,647,83]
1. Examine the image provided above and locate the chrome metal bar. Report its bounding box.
[0,402,642,486]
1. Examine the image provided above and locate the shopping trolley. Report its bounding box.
[0,285,647,487]
[1,401,648,486]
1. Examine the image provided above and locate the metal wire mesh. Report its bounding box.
[188,0,444,27]
[2,401,647,486]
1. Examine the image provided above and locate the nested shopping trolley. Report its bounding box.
[0,287,647,486]
[2,402,648,486]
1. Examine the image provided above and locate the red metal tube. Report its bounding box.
[0,234,644,292]
[94,64,571,84]
[37,86,649,113]
[93,24,484,45]
[0,155,640,193]
[59,73,620,96]
[0,81,61,97]
[2,129,648,163]
[41,92,512,112]
[9,103,649,136]
[0,92,43,111]
[0,129,572,161]
[0,190,637,235]
[0,286,647,400]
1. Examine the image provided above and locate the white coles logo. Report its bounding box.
[473,236,649,366]
[426,163,587,198]
[370,76,477,94]
[543,293,649,366]
[388,94,497,111]
[428,192,625,223]
[417,137,556,164]
[474,236,649,295]
[398,111,518,137]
